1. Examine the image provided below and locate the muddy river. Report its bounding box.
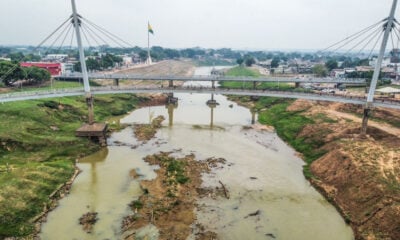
[40,67,354,240]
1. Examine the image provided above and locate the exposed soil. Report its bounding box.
[133,115,165,142]
[122,152,226,240]
[288,99,400,240]
[79,212,98,233]
[94,60,195,87]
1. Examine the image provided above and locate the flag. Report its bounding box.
[148,23,154,35]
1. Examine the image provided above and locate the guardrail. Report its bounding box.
[55,73,366,84]
[0,86,399,109]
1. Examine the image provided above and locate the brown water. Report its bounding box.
[40,67,353,240]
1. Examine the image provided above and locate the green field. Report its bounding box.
[220,66,295,90]
[9,80,101,93]
[0,94,144,237]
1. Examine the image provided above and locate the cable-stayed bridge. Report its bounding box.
[1,85,399,110]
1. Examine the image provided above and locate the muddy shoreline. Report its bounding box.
[121,152,224,239]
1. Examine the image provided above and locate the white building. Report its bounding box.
[61,63,75,75]
[45,54,69,62]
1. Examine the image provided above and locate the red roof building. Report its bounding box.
[20,62,62,76]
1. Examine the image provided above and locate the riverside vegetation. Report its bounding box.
[222,66,400,239]
[0,92,149,238]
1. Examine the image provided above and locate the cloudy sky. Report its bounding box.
[0,0,396,50]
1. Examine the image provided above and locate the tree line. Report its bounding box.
[0,61,50,86]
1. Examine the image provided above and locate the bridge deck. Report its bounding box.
[0,86,399,110]
[55,73,366,84]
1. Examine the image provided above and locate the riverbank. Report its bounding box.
[0,94,156,238]
[222,66,400,239]
[226,95,400,239]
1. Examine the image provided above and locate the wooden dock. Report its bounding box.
[76,123,108,146]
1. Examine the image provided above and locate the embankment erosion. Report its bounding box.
[232,95,400,240]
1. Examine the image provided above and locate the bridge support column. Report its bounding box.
[113,78,119,86]
[86,94,95,125]
[167,93,178,104]
[250,108,257,124]
[169,80,174,88]
[361,105,371,136]
[166,102,177,127]
[207,94,219,129]
[295,82,300,88]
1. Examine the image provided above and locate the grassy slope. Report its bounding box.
[0,93,142,237]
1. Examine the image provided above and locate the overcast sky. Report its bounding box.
[0,0,396,50]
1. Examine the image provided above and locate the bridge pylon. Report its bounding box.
[71,0,107,145]
[361,0,398,135]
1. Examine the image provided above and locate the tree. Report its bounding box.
[312,64,328,77]
[7,52,24,62]
[236,58,244,66]
[86,58,101,71]
[271,57,280,68]
[0,61,26,86]
[357,58,370,66]
[25,66,51,84]
[245,57,255,67]
[325,59,338,71]
[139,50,148,62]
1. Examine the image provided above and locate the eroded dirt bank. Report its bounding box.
[226,95,399,239]
[279,99,400,239]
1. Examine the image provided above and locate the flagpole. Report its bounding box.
[147,21,151,65]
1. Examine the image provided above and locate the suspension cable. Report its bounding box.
[0,16,72,83]
[317,19,385,54]
[82,17,135,48]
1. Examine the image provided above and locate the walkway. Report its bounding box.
[1,86,400,110]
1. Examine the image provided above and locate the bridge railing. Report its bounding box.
[0,87,85,99]
[89,85,400,106]
[55,73,366,84]
[1,85,399,108]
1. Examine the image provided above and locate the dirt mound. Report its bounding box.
[79,212,98,233]
[134,115,165,142]
[117,60,195,77]
[302,101,400,240]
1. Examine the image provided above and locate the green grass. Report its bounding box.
[226,66,261,77]
[9,80,101,93]
[257,98,326,178]
[154,154,189,185]
[220,66,294,90]
[0,93,143,238]
[194,58,235,67]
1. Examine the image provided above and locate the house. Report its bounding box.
[21,62,62,76]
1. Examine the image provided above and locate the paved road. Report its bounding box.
[1,86,399,110]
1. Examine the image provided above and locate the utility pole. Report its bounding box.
[71,0,94,124]
[361,0,398,135]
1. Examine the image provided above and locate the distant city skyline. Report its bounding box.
[0,0,396,51]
